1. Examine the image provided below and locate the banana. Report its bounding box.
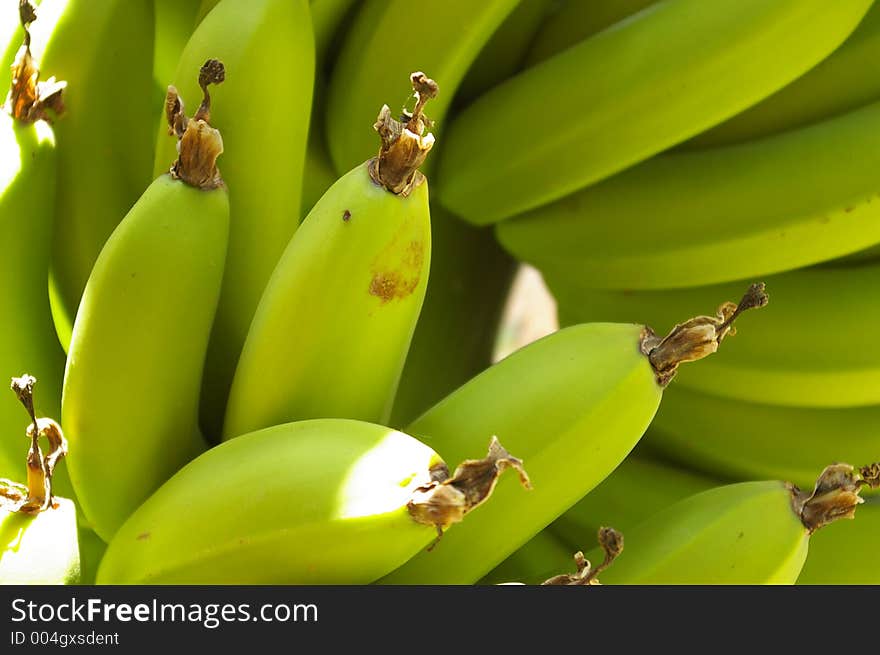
[646,385,880,494]
[687,3,880,150]
[38,0,155,352]
[324,0,519,176]
[550,451,719,549]
[311,0,357,66]
[0,1,24,94]
[451,0,554,106]
[223,73,436,440]
[435,0,872,225]
[377,284,767,584]
[0,3,68,494]
[97,420,528,584]
[579,463,879,584]
[194,0,220,24]
[1,373,78,585]
[499,98,880,290]
[389,204,517,427]
[549,261,880,408]
[153,0,314,441]
[797,496,880,584]
[75,522,106,585]
[523,0,658,66]
[62,62,229,542]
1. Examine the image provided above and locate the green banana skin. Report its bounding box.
[63,174,229,542]
[454,0,555,106]
[75,521,106,585]
[0,2,23,94]
[1,497,80,584]
[97,419,445,584]
[389,204,516,428]
[39,0,155,352]
[310,0,358,66]
[194,0,221,24]
[687,3,880,150]
[583,481,809,584]
[435,0,872,225]
[379,323,664,584]
[0,112,70,496]
[646,385,880,496]
[549,261,880,408]
[325,0,520,176]
[223,162,431,439]
[797,498,880,584]
[500,99,880,290]
[153,0,314,442]
[524,0,658,66]
[152,0,201,97]
[550,452,719,550]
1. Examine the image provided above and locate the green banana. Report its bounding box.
[550,451,719,549]
[797,496,880,584]
[435,0,871,225]
[687,2,880,149]
[646,385,880,494]
[223,74,436,440]
[0,1,24,94]
[389,204,516,428]
[75,522,106,585]
[194,0,220,24]
[0,4,68,494]
[452,0,554,106]
[580,463,879,584]
[378,284,767,584]
[1,496,79,584]
[311,0,357,66]
[39,0,155,352]
[499,98,880,290]
[324,0,520,176]
[97,419,528,584]
[63,62,229,542]
[549,261,880,408]
[524,0,658,66]
[153,0,314,441]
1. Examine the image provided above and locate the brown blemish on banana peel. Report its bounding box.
[408,436,531,551]
[369,239,425,303]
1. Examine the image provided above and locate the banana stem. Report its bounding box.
[791,461,880,533]
[369,72,438,197]
[408,436,531,551]
[541,527,624,585]
[641,282,769,386]
[166,59,226,190]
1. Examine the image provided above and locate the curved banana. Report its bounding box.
[378,284,767,584]
[583,463,879,584]
[223,74,436,440]
[797,497,880,584]
[38,0,155,351]
[549,261,880,408]
[647,385,880,494]
[499,99,880,290]
[523,0,658,66]
[0,4,67,493]
[324,0,519,176]
[63,63,229,542]
[152,0,201,96]
[389,204,516,428]
[152,0,314,441]
[97,420,528,584]
[687,2,880,149]
[435,0,871,225]
[550,451,719,549]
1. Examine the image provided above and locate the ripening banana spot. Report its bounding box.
[369,240,425,303]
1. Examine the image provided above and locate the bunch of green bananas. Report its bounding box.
[2,0,879,586]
